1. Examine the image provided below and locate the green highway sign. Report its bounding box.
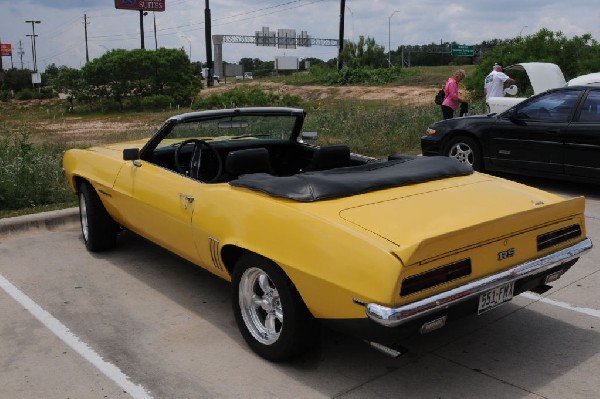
[451,44,475,56]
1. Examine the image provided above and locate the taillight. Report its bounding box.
[401,258,472,296]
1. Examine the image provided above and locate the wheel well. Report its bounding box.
[220,245,298,295]
[443,131,479,153]
[221,244,247,275]
[72,176,86,194]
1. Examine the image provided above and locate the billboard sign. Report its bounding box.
[114,0,165,12]
[1,43,12,56]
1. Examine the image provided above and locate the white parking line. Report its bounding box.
[521,292,600,318]
[0,273,153,399]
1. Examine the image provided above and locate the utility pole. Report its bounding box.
[0,37,4,86]
[25,20,41,72]
[18,40,24,69]
[205,0,213,87]
[139,10,145,49]
[84,14,90,63]
[337,0,345,71]
[153,12,158,50]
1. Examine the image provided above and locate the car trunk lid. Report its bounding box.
[337,174,585,266]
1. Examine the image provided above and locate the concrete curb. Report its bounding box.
[0,207,79,236]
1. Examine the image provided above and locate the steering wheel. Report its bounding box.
[174,139,223,183]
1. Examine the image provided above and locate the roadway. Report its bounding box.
[0,176,599,398]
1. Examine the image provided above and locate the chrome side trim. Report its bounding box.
[365,238,593,327]
[208,237,224,271]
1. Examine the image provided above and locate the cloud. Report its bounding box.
[1,0,599,70]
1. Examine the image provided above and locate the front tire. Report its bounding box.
[79,182,118,252]
[232,253,318,361]
[445,136,482,170]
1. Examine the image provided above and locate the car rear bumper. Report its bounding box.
[364,238,593,328]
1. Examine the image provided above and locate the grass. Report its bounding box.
[0,65,476,218]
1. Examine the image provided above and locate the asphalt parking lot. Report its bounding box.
[1,176,599,399]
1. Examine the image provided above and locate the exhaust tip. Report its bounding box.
[366,341,407,358]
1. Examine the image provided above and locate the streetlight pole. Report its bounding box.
[25,20,41,72]
[388,11,400,67]
[519,25,528,37]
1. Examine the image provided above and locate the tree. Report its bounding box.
[465,29,600,95]
[80,48,200,108]
[43,64,82,93]
[1,68,32,92]
[339,36,387,68]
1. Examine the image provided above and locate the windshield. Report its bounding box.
[157,114,296,149]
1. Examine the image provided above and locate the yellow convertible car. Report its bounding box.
[63,107,592,361]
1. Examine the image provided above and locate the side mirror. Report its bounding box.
[300,131,318,143]
[505,109,525,125]
[123,148,140,161]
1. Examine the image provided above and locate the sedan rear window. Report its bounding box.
[578,91,600,122]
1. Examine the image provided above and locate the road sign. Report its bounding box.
[451,44,474,56]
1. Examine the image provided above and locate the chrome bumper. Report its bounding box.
[365,238,593,327]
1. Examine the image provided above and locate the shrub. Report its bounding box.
[15,88,35,100]
[192,87,302,110]
[0,131,73,211]
[141,94,174,110]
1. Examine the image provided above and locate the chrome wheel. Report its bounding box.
[79,191,89,243]
[238,267,283,345]
[445,136,482,170]
[448,142,474,166]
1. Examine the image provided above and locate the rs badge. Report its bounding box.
[498,248,515,261]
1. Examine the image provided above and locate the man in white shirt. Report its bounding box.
[484,63,516,100]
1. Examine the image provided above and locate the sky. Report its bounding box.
[0,0,599,71]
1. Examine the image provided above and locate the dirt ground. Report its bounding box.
[203,81,437,105]
[2,83,436,145]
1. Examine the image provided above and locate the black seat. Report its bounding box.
[305,144,351,171]
[224,147,273,179]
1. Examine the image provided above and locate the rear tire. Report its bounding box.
[79,182,118,252]
[445,136,482,171]
[232,253,318,361]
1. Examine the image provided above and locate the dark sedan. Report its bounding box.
[421,85,600,183]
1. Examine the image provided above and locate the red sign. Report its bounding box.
[0,43,12,56]
[114,0,165,12]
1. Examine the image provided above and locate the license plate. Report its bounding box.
[477,282,515,314]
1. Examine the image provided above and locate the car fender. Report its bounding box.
[63,148,125,196]
[190,186,403,320]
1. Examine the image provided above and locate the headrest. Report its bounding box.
[309,144,351,171]
[225,147,271,176]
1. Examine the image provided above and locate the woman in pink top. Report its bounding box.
[441,69,467,119]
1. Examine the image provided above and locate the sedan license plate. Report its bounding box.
[477,282,514,314]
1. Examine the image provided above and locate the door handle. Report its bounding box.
[179,193,194,203]
[546,129,561,134]
[179,194,195,209]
